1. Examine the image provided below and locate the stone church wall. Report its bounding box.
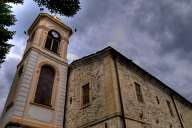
[64,49,192,128]
[116,58,192,128]
[173,96,192,128]
[65,54,122,128]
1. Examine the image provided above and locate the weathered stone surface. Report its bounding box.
[116,57,192,128]
[65,55,121,128]
[65,49,192,128]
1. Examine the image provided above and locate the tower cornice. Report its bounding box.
[17,46,68,68]
[27,13,73,36]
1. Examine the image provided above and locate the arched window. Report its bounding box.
[45,30,60,54]
[34,65,55,106]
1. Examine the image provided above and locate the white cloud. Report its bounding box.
[0,97,6,116]
[67,53,79,63]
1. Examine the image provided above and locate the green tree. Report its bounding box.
[0,0,80,65]
[0,1,20,65]
[34,0,80,17]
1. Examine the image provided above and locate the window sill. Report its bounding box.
[30,102,54,110]
[44,48,60,57]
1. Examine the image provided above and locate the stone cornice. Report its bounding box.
[10,116,60,128]
[27,13,72,36]
[18,47,68,68]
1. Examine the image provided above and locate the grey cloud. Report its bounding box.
[122,0,192,101]
[0,56,19,116]
[0,98,6,115]
[11,0,41,42]
[130,0,192,60]
[67,0,192,101]
[0,57,19,88]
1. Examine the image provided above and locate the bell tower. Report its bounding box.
[0,13,72,128]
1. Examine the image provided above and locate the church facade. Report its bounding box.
[0,13,192,128]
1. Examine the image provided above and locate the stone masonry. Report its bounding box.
[64,47,192,128]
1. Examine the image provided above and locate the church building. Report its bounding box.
[0,13,192,128]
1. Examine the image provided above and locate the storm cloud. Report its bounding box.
[1,0,192,114]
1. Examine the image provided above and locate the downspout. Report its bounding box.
[112,54,126,128]
[171,95,184,128]
[63,66,71,128]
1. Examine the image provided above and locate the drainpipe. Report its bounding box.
[171,95,184,128]
[112,54,126,128]
[63,66,71,128]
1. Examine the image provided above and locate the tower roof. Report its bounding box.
[27,13,73,35]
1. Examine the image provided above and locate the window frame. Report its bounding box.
[134,82,144,103]
[81,83,91,107]
[34,65,55,107]
[44,30,60,54]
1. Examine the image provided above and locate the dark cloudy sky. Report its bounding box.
[1,0,192,113]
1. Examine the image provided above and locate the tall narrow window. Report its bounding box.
[135,82,144,103]
[105,123,108,128]
[166,100,174,117]
[45,30,60,54]
[82,84,90,105]
[156,96,160,104]
[34,65,55,106]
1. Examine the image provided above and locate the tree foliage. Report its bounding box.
[34,0,80,16]
[0,2,17,64]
